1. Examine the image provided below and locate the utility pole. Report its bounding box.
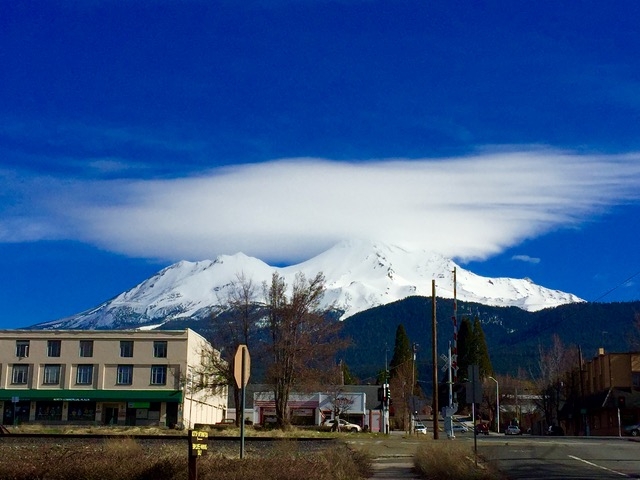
[384,346,390,435]
[432,279,439,439]
[411,342,417,434]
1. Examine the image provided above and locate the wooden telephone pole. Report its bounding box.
[432,279,439,439]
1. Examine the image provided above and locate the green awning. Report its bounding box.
[0,389,182,403]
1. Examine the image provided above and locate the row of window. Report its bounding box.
[10,364,168,386]
[14,340,168,359]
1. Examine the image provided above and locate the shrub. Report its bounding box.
[0,438,370,480]
[414,442,502,480]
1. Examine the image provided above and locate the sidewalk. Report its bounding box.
[346,431,426,479]
[369,456,422,479]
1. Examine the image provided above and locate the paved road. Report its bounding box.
[477,435,640,479]
[348,432,640,479]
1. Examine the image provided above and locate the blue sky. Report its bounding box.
[2,1,640,329]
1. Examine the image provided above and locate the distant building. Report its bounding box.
[562,348,640,436]
[227,384,385,431]
[0,329,227,428]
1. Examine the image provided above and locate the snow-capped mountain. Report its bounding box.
[33,240,583,330]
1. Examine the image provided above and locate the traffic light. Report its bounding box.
[617,396,626,408]
[378,385,391,406]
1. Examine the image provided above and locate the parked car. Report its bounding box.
[213,418,236,430]
[415,422,427,434]
[322,418,362,432]
[452,423,469,433]
[505,425,521,435]
[475,422,489,435]
[623,423,640,437]
[546,425,564,436]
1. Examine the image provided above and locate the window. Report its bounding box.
[79,340,93,357]
[12,364,29,384]
[117,365,133,385]
[76,364,93,385]
[43,364,61,385]
[120,340,134,358]
[153,341,167,358]
[47,340,61,357]
[35,401,63,421]
[150,365,167,385]
[68,401,96,421]
[633,372,640,389]
[16,340,30,358]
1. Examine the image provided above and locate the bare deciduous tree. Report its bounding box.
[264,271,347,428]
[195,272,261,425]
[535,334,578,427]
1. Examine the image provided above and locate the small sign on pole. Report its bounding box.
[466,365,482,404]
[189,429,208,456]
[188,429,208,480]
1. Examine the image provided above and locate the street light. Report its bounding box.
[488,376,499,433]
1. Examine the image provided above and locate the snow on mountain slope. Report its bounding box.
[33,240,583,329]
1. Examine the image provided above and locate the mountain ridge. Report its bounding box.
[31,239,584,330]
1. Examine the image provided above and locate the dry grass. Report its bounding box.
[0,437,370,480]
[413,442,503,480]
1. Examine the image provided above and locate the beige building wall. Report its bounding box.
[181,329,228,428]
[0,328,227,428]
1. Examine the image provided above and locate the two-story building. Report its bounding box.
[561,348,640,436]
[0,328,227,428]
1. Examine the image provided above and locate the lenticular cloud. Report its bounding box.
[4,148,640,264]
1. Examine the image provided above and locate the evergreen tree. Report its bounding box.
[341,361,358,385]
[457,317,475,380]
[388,324,415,430]
[389,324,412,378]
[473,317,493,378]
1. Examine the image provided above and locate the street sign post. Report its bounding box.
[233,344,250,388]
[233,344,251,459]
[188,429,208,480]
[11,396,19,426]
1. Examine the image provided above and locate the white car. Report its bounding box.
[415,422,427,434]
[505,425,521,435]
[322,418,362,432]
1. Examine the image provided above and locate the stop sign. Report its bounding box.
[233,344,250,388]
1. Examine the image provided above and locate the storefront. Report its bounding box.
[2,400,30,425]
[0,389,182,426]
[253,391,367,427]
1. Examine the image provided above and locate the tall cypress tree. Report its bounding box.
[389,324,412,378]
[457,317,475,380]
[473,317,493,378]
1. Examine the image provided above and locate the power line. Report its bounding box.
[590,269,640,303]
[487,268,640,355]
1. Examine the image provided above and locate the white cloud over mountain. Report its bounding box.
[3,148,640,265]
